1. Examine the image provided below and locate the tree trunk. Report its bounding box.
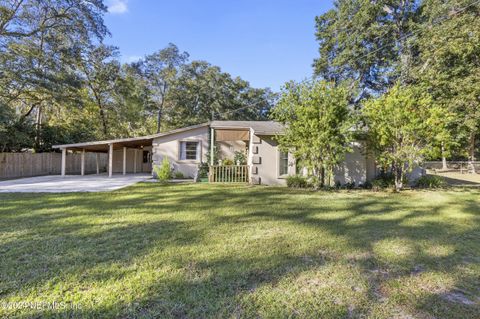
[312,166,323,190]
[156,106,163,133]
[99,107,108,138]
[320,166,325,188]
[34,104,42,151]
[394,163,403,192]
[156,87,166,133]
[92,90,108,138]
[441,143,448,170]
[468,132,476,173]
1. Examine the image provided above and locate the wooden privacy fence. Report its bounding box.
[208,165,249,183]
[0,152,108,180]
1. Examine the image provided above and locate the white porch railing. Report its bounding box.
[208,165,249,183]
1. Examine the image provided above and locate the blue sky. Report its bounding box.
[104,0,333,91]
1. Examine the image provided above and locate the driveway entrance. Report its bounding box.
[0,174,151,193]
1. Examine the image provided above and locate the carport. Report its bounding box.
[53,136,155,177]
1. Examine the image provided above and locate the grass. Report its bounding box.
[0,183,479,318]
[427,170,480,187]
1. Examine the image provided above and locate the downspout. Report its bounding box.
[247,128,255,184]
[210,126,214,166]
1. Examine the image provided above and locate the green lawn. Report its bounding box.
[0,183,479,318]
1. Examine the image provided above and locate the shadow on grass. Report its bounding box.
[0,183,479,318]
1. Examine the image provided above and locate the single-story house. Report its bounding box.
[53,121,376,186]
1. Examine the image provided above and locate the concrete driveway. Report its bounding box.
[0,174,152,193]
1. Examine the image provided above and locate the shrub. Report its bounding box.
[335,180,342,189]
[286,175,308,188]
[174,171,185,179]
[222,158,234,166]
[371,173,396,190]
[234,151,247,165]
[360,181,373,189]
[344,181,356,189]
[197,163,209,178]
[154,157,172,182]
[415,175,446,189]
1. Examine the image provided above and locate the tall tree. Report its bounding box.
[78,44,121,138]
[0,0,108,150]
[362,84,444,191]
[413,0,480,169]
[167,60,274,128]
[271,80,354,189]
[139,43,189,132]
[314,0,418,100]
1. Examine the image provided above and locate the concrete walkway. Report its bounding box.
[0,174,152,193]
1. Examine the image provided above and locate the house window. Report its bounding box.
[179,141,199,161]
[279,151,289,176]
[143,151,150,163]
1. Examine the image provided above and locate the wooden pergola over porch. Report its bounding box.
[53,136,154,177]
[208,125,251,183]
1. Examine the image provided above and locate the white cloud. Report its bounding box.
[107,0,128,14]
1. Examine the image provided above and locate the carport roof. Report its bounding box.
[52,122,210,152]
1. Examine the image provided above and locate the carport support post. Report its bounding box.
[61,148,66,177]
[80,149,85,176]
[108,143,113,178]
[95,153,99,175]
[133,149,137,174]
[123,146,127,175]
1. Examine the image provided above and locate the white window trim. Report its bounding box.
[277,150,290,179]
[178,140,202,163]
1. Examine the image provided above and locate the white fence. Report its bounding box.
[0,152,108,180]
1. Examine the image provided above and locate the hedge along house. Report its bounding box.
[53,121,376,186]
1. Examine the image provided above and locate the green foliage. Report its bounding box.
[413,0,480,162]
[154,157,172,182]
[197,163,209,178]
[167,61,275,129]
[139,44,189,133]
[344,181,356,190]
[371,173,396,191]
[286,175,308,188]
[415,175,447,189]
[233,151,247,165]
[0,0,108,151]
[334,180,357,190]
[222,158,234,166]
[314,0,418,96]
[272,80,355,188]
[174,171,185,179]
[315,0,480,163]
[0,1,273,152]
[362,84,444,191]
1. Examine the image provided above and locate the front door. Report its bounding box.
[142,150,152,173]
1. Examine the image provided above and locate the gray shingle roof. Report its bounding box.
[52,121,285,150]
[210,121,284,135]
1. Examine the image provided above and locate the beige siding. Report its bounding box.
[366,152,377,181]
[333,142,368,185]
[111,146,152,173]
[151,126,209,178]
[252,135,295,186]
